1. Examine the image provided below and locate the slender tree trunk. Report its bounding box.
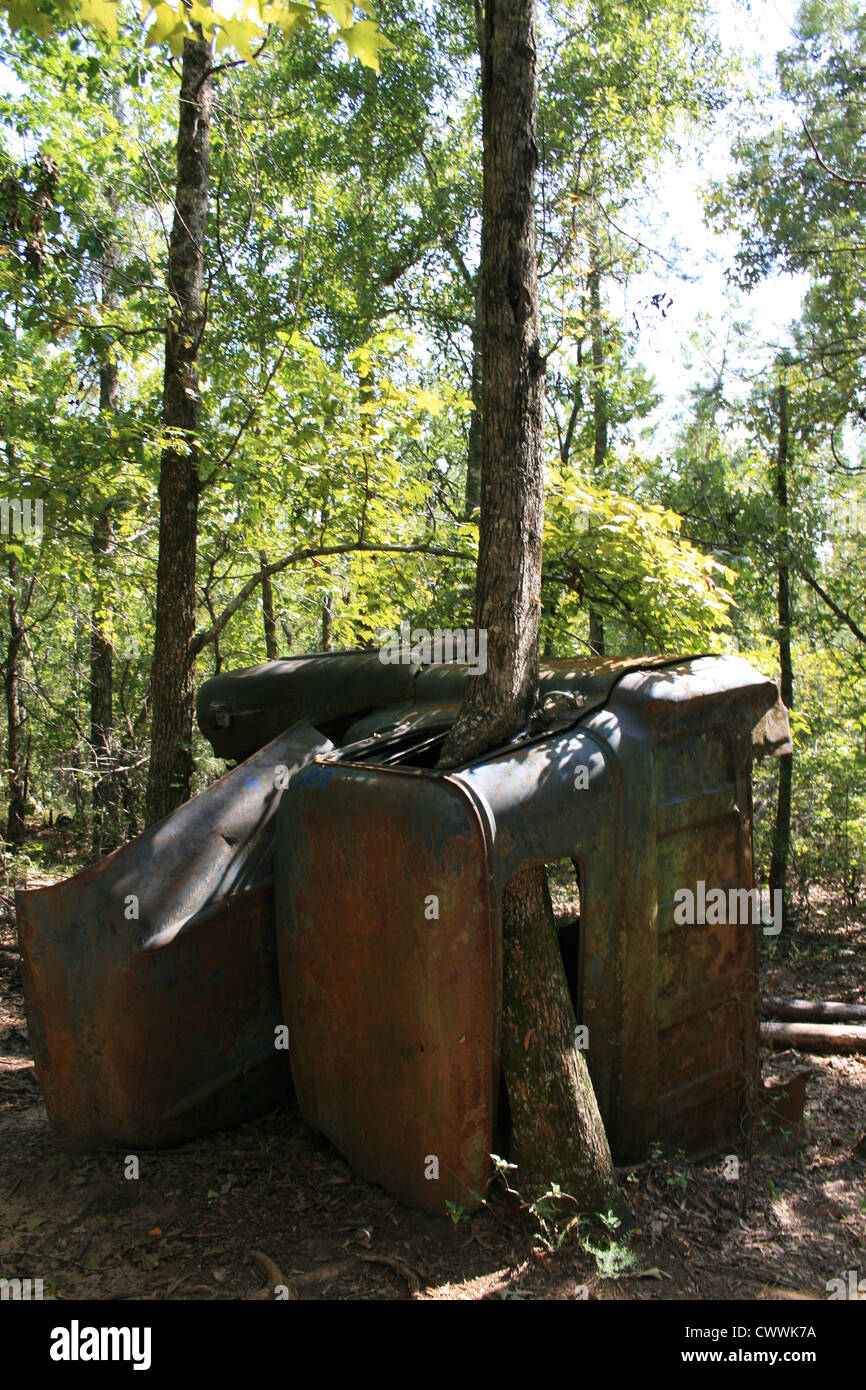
[260,551,278,660]
[587,235,606,656]
[146,33,212,826]
[5,555,27,846]
[321,593,334,650]
[439,0,545,763]
[439,0,619,1213]
[90,501,115,853]
[770,375,793,929]
[90,309,120,854]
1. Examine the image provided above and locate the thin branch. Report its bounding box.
[190,542,476,655]
[795,564,866,645]
[802,120,866,188]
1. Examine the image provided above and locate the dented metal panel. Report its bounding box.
[276,767,499,1214]
[197,651,418,761]
[16,722,331,1150]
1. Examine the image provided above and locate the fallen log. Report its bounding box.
[763,996,866,1024]
[761,1021,866,1053]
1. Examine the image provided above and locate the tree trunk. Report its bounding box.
[464,286,483,520]
[90,315,120,855]
[439,0,619,1214]
[769,375,793,931]
[146,32,212,826]
[439,0,545,764]
[5,555,27,846]
[763,996,866,1023]
[761,1020,866,1053]
[90,500,116,854]
[321,593,334,650]
[587,235,606,656]
[502,863,620,1205]
[260,551,278,660]
[588,609,605,658]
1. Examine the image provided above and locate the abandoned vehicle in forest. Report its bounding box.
[16,650,791,1213]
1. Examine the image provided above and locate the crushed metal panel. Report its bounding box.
[16,722,332,1150]
[197,651,418,760]
[276,764,498,1215]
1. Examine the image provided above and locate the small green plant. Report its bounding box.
[445,1200,469,1227]
[598,1207,621,1232]
[489,1155,581,1253]
[587,1238,639,1280]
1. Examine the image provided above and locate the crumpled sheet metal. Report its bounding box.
[16,722,331,1150]
[277,656,790,1212]
[196,650,418,761]
[198,651,689,760]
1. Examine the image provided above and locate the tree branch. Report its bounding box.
[802,120,866,187]
[190,541,476,654]
[796,563,866,644]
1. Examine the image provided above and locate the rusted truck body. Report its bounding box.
[16,651,790,1211]
[276,656,791,1212]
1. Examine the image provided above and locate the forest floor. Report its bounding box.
[0,834,864,1302]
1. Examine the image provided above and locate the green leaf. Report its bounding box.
[78,0,119,39]
[338,19,395,71]
[317,0,354,27]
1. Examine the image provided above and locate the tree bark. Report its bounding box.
[4,555,27,846]
[587,234,606,656]
[439,0,619,1214]
[502,863,621,1206]
[769,375,793,932]
[321,593,334,650]
[146,32,212,826]
[90,291,120,855]
[763,996,866,1023]
[90,499,116,854]
[761,1020,866,1052]
[439,0,546,765]
[464,285,483,520]
[260,550,278,660]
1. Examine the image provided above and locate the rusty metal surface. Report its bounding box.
[276,767,499,1214]
[16,722,332,1150]
[197,651,418,761]
[278,655,790,1209]
[199,651,687,759]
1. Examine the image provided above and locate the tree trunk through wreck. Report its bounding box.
[439,0,619,1214]
[146,32,212,827]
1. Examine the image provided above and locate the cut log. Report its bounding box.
[763,996,866,1024]
[761,1021,866,1053]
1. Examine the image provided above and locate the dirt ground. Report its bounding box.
[1,858,863,1302]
